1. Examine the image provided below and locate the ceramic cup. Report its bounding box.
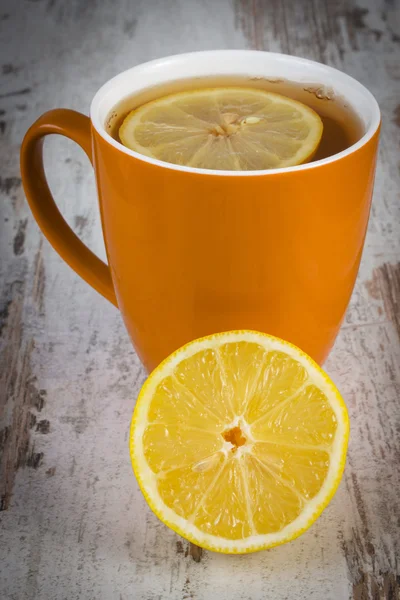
[20,50,380,371]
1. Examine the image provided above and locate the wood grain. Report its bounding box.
[0,0,399,598]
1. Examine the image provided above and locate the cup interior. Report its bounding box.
[91,50,380,175]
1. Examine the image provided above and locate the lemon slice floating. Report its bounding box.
[130,331,349,554]
[119,88,323,170]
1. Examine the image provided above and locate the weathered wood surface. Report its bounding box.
[0,0,399,598]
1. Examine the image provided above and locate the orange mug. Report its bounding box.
[20,51,380,372]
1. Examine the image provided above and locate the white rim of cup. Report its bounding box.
[90,50,381,177]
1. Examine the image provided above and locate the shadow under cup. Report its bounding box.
[21,51,381,372]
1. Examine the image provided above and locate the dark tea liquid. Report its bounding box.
[106,75,364,163]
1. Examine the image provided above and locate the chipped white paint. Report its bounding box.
[0,0,399,599]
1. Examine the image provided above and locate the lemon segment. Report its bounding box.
[130,331,349,553]
[119,88,323,170]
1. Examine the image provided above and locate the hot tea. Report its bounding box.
[106,75,364,169]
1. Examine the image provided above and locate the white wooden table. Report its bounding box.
[1,1,399,598]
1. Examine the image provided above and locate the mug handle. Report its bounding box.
[20,109,118,307]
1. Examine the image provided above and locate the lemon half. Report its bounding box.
[119,87,323,170]
[129,331,349,554]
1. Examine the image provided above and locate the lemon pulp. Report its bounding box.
[119,88,323,170]
[130,331,349,553]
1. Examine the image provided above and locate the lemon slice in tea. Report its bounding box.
[130,331,349,554]
[119,87,323,170]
